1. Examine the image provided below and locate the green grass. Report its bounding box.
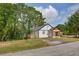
[47,37,79,43]
[0,37,79,54]
[0,39,49,54]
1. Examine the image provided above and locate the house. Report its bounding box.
[51,27,63,38]
[30,23,63,39]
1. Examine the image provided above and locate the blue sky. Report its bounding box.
[26,3,79,26]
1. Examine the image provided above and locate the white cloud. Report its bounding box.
[68,4,79,16]
[68,4,79,12]
[56,4,79,25]
[34,4,79,26]
[35,5,58,23]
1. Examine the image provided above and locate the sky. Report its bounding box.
[26,3,79,26]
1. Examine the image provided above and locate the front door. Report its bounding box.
[55,32,59,36]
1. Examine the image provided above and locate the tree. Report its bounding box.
[65,10,79,37]
[0,4,15,41]
[0,3,45,41]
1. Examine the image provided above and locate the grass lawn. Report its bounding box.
[0,37,79,54]
[0,39,49,54]
[47,37,79,43]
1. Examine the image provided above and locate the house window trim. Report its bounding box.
[42,30,49,35]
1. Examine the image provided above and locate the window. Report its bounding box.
[42,31,49,35]
[42,31,45,34]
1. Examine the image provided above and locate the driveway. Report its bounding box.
[2,41,79,56]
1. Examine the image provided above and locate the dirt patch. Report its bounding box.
[47,41,63,45]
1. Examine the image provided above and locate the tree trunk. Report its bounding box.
[1,34,6,41]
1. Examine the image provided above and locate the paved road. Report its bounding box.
[2,41,79,56]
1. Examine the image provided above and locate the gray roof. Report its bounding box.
[33,23,53,31]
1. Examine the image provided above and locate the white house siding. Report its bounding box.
[40,25,52,30]
[39,30,48,38]
[38,25,52,38]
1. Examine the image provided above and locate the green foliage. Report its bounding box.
[0,3,45,41]
[57,10,79,36]
[56,24,68,35]
[66,11,79,35]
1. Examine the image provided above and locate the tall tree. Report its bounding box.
[65,10,79,37]
[0,3,45,41]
